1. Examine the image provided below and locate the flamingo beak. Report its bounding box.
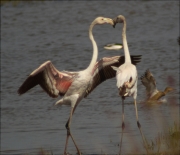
[106,18,115,26]
[113,18,117,28]
[112,16,124,28]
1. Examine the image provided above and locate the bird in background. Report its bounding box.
[104,43,123,50]
[17,16,141,155]
[111,15,148,154]
[140,69,174,103]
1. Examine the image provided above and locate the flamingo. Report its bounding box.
[111,15,148,154]
[17,17,142,155]
[140,69,174,103]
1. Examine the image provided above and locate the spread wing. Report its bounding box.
[140,69,158,97]
[17,61,77,98]
[85,55,141,97]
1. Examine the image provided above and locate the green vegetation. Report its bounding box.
[146,122,180,155]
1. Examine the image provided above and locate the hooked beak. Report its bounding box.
[112,16,124,28]
[105,18,115,26]
[113,17,117,28]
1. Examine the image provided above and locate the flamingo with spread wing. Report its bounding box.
[18,17,141,155]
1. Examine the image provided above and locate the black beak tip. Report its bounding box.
[113,23,116,28]
[112,18,117,28]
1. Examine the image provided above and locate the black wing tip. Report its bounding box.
[17,89,23,95]
[130,55,142,61]
[131,55,142,65]
[131,55,142,58]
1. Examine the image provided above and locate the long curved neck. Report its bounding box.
[122,19,131,63]
[87,22,98,71]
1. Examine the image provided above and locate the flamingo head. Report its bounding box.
[94,17,114,26]
[113,15,125,28]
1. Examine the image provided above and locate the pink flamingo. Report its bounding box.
[18,17,141,155]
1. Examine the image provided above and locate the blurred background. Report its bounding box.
[1,1,179,154]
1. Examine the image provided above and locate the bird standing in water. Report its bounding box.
[140,69,174,103]
[18,17,141,155]
[112,15,148,154]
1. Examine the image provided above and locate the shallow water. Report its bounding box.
[1,1,179,154]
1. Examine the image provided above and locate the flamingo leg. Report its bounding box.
[119,97,125,155]
[64,128,70,155]
[134,99,149,154]
[64,107,81,155]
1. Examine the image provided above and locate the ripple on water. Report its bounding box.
[1,1,179,154]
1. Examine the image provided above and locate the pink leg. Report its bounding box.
[64,107,81,155]
[119,97,125,155]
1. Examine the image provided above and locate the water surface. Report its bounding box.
[1,1,179,154]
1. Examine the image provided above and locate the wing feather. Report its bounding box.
[140,69,157,97]
[85,55,141,97]
[17,61,76,98]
